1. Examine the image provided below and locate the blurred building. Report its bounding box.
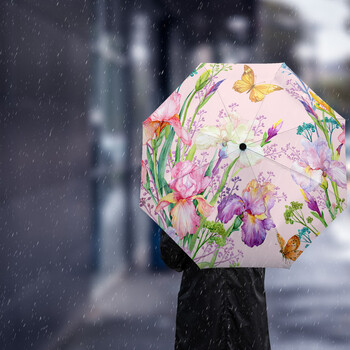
[0,1,260,348]
[1,0,349,349]
[0,1,93,349]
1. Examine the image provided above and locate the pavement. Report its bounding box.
[45,268,182,350]
[45,209,350,350]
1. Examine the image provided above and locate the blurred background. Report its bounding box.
[1,0,350,349]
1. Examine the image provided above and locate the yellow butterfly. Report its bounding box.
[277,233,303,261]
[233,65,283,103]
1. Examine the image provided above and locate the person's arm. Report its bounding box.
[160,229,197,272]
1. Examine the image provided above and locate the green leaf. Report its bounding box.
[311,211,321,219]
[160,178,172,195]
[143,170,151,192]
[229,262,240,267]
[197,262,211,268]
[196,63,205,70]
[158,128,175,195]
[333,205,338,216]
[195,70,211,91]
[204,149,218,177]
[260,131,268,147]
[164,124,171,138]
[155,135,163,148]
[146,146,155,180]
[233,216,243,230]
[175,138,181,163]
[331,113,342,128]
[209,157,239,206]
[198,95,212,110]
[179,90,193,123]
[164,212,171,227]
[185,144,197,161]
[226,216,242,237]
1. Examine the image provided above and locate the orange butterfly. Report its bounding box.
[277,233,303,261]
[233,65,283,103]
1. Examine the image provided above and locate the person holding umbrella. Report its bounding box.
[160,229,271,350]
[140,62,347,349]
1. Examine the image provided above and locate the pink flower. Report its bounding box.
[291,137,347,191]
[155,161,214,239]
[218,179,277,247]
[142,91,192,146]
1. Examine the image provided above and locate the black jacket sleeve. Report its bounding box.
[160,229,199,272]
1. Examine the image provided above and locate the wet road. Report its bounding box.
[52,210,350,350]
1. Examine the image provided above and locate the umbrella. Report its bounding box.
[140,62,348,269]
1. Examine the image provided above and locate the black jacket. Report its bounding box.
[160,229,271,350]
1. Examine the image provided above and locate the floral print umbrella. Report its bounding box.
[140,62,347,269]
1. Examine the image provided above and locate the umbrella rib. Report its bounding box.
[249,126,300,147]
[246,148,338,199]
[203,65,242,142]
[242,64,282,147]
[244,149,260,186]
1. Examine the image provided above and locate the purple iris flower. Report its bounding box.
[218,179,277,247]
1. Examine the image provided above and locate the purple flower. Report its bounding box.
[300,189,322,217]
[291,137,347,191]
[204,79,225,99]
[299,100,318,119]
[212,146,229,176]
[265,120,283,143]
[218,179,277,247]
[218,193,245,223]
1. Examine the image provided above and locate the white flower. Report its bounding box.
[193,112,264,168]
[226,142,264,168]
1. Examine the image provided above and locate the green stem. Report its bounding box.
[181,90,196,127]
[210,157,239,206]
[153,145,161,194]
[315,105,342,127]
[192,229,211,260]
[320,111,343,213]
[292,213,318,235]
[308,110,343,213]
[146,182,171,226]
[310,222,319,233]
[319,216,328,227]
[209,247,219,268]
[188,104,202,132]
[321,111,334,155]
[181,66,227,162]
[232,168,241,179]
[189,214,206,252]
[168,150,174,167]
[144,185,157,205]
[324,187,336,220]
[331,180,343,213]
[181,104,202,161]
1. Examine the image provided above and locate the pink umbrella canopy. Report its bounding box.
[140,62,348,269]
